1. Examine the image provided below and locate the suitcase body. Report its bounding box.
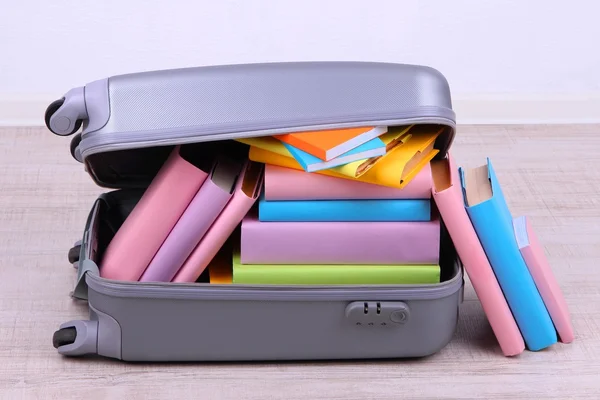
[48,61,463,362]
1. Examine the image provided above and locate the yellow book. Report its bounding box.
[334,125,413,178]
[247,124,444,189]
[237,125,414,179]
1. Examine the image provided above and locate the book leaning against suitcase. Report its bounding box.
[430,154,524,356]
[460,158,557,351]
[513,215,574,343]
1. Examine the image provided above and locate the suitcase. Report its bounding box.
[46,61,463,362]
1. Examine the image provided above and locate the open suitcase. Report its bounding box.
[46,61,463,362]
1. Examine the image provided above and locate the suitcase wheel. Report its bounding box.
[44,98,83,136]
[68,244,81,264]
[69,133,82,161]
[52,327,77,348]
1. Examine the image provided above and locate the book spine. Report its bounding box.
[240,213,440,265]
[258,197,431,222]
[263,165,432,200]
[232,264,441,285]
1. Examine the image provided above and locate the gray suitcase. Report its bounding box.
[47,61,463,362]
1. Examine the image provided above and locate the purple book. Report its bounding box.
[240,209,440,265]
[140,157,243,282]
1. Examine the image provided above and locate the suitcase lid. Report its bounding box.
[45,62,456,188]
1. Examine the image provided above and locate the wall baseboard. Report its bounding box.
[452,94,600,124]
[1,95,600,127]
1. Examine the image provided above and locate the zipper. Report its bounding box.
[78,113,455,161]
[85,268,463,301]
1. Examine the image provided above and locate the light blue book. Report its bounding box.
[459,158,557,351]
[281,137,385,172]
[258,193,431,222]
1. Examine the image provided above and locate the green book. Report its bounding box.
[232,251,440,285]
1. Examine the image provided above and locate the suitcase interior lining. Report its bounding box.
[82,124,452,189]
[92,188,458,285]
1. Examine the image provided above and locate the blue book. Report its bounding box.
[281,137,385,172]
[258,193,431,222]
[459,158,557,351]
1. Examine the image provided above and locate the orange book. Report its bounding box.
[275,126,387,161]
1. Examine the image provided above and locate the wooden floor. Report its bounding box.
[1,125,599,399]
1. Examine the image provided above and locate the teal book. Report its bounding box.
[459,158,557,351]
[281,137,385,172]
[258,193,431,222]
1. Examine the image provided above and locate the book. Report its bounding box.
[232,250,440,285]
[248,124,443,189]
[275,126,387,161]
[240,209,440,265]
[513,215,574,343]
[100,145,211,281]
[430,154,525,356]
[207,236,235,284]
[236,136,372,179]
[332,125,413,178]
[263,163,432,201]
[172,161,264,283]
[258,193,431,222]
[459,158,557,351]
[139,156,243,282]
[281,137,385,173]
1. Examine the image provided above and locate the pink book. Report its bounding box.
[100,146,210,281]
[140,157,243,282]
[240,209,440,265]
[430,153,525,356]
[172,161,264,283]
[513,215,574,343]
[263,163,432,200]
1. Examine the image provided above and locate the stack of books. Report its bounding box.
[217,124,446,285]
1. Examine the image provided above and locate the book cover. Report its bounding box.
[99,146,210,281]
[139,156,243,282]
[232,251,440,285]
[263,163,432,201]
[172,161,264,283]
[275,126,388,161]
[240,209,440,265]
[513,215,574,343]
[258,193,431,222]
[459,158,557,351]
[281,137,385,173]
[333,125,413,178]
[431,154,524,356]
[236,136,376,179]
[247,124,443,189]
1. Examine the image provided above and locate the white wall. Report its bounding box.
[2,0,599,124]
